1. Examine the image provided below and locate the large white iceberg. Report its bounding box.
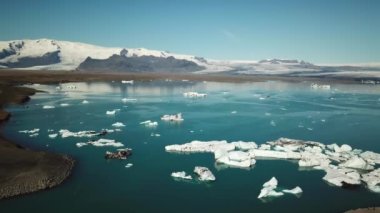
[194,166,215,181]
[361,169,380,193]
[339,156,374,170]
[282,186,303,195]
[59,129,98,138]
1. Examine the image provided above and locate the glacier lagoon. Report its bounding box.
[1,80,380,212]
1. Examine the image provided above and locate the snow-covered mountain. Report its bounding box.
[0,39,208,71]
[1,39,380,79]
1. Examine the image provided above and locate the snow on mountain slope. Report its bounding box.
[0,39,208,70]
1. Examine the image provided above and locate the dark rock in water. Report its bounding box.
[77,54,205,73]
[0,50,61,68]
[105,149,132,160]
[342,181,361,190]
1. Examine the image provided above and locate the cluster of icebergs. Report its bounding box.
[165,138,380,193]
[161,113,184,122]
[258,177,302,199]
[76,138,124,148]
[183,92,207,98]
[171,166,216,182]
[19,128,40,137]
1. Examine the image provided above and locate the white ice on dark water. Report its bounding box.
[171,171,192,180]
[161,113,184,122]
[193,166,216,181]
[112,122,126,127]
[165,137,380,193]
[76,138,124,148]
[43,105,55,109]
[140,120,158,127]
[48,133,58,139]
[183,92,207,98]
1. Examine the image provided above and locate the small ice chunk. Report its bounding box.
[171,171,192,180]
[29,133,39,137]
[282,186,303,195]
[125,163,133,168]
[43,105,55,109]
[19,128,40,134]
[82,100,89,104]
[231,111,237,114]
[121,80,134,84]
[361,169,380,193]
[106,110,116,115]
[193,166,215,181]
[60,103,70,107]
[161,113,184,122]
[48,133,58,139]
[183,92,207,98]
[122,98,137,103]
[140,120,158,127]
[112,122,126,127]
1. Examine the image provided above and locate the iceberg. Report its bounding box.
[231,141,258,150]
[19,128,40,134]
[82,100,89,104]
[361,169,380,193]
[322,168,361,187]
[194,166,215,181]
[59,129,98,138]
[183,92,207,98]
[140,120,158,127]
[360,151,380,165]
[125,163,133,168]
[165,140,235,153]
[29,133,39,137]
[112,122,126,127]
[340,156,374,170]
[60,103,70,107]
[43,105,55,109]
[311,83,331,90]
[282,186,303,195]
[122,98,137,103]
[48,133,58,139]
[121,80,134,84]
[252,149,301,159]
[76,139,124,148]
[161,113,184,122]
[258,177,284,199]
[106,110,116,115]
[171,171,192,180]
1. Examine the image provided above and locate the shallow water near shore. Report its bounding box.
[1,80,380,212]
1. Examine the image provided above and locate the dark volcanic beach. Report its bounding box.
[0,80,74,199]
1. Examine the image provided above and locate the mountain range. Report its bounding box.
[1,39,379,79]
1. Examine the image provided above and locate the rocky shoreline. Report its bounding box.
[0,82,75,199]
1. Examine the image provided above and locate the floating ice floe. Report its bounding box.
[121,80,134,84]
[29,133,39,137]
[48,133,58,139]
[231,111,237,114]
[19,128,40,134]
[106,110,116,115]
[59,129,99,138]
[112,122,126,128]
[258,177,302,200]
[161,113,184,122]
[311,83,331,90]
[43,105,55,109]
[125,163,133,168]
[258,177,283,199]
[282,186,303,195]
[150,133,161,137]
[82,100,89,104]
[194,166,215,181]
[183,92,207,98]
[165,137,380,193]
[60,103,70,107]
[140,120,158,127]
[171,171,192,180]
[76,138,124,148]
[122,98,137,103]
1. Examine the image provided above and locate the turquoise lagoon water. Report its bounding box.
[1,80,380,212]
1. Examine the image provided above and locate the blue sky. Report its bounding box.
[0,0,379,63]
